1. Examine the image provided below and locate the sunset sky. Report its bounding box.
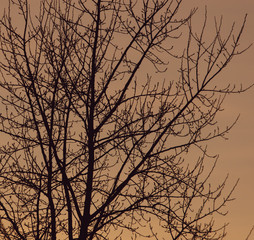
[0,0,253,239]
[191,0,254,239]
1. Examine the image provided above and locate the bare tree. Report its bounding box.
[0,0,251,239]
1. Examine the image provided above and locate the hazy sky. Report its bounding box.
[193,0,254,239]
[0,0,253,239]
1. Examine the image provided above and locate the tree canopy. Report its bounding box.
[0,0,251,239]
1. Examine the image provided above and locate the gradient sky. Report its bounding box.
[0,0,253,239]
[191,1,254,239]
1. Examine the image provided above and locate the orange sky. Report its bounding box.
[0,0,253,239]
[191,0,254,239]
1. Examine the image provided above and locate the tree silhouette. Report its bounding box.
[0,0,250,239]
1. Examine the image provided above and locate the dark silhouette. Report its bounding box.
[0,0,251,239]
